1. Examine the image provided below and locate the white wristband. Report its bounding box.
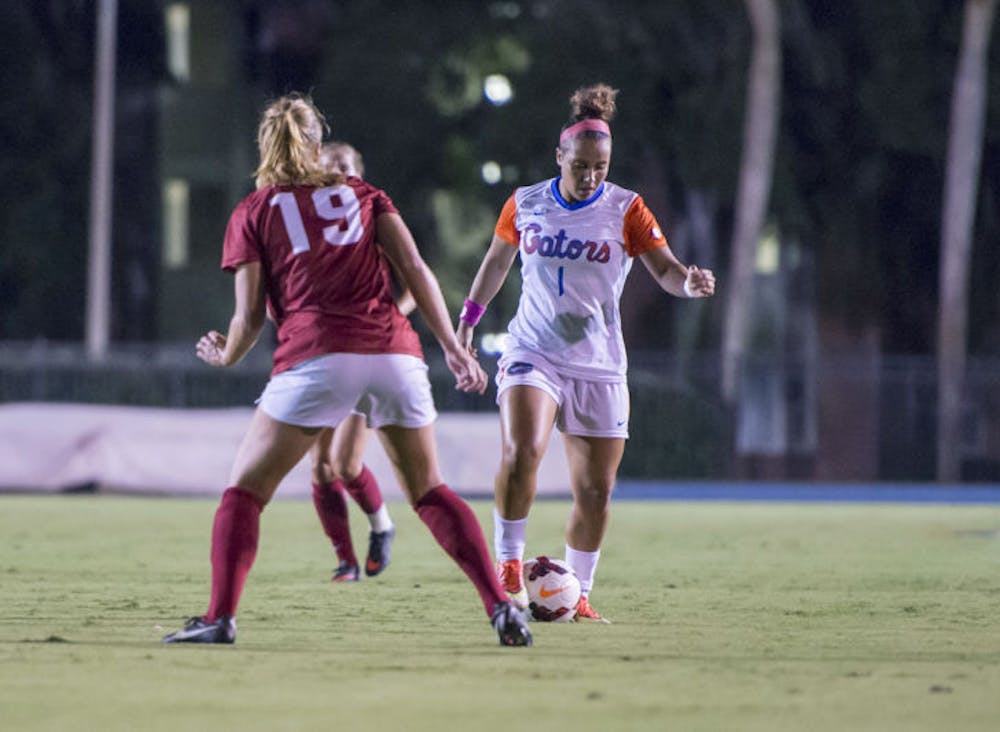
[683,279,695,298]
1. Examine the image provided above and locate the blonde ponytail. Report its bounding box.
[254,94,329,189]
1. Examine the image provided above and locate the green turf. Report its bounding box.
[1,495,998,731]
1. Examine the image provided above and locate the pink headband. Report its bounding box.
[559,119,612,144]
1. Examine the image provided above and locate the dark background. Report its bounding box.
[1,1,997,481]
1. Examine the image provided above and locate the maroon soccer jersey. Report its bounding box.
[221,179,423,374]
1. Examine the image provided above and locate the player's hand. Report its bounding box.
[684,265,716,298]
[196,330,228,367]
[444,345,488,395]
[456,321,475,352]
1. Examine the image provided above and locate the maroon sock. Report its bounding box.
[344,465,383,514]
[206,487,265,621]
[415,484,506,616]
[312,481,358,566]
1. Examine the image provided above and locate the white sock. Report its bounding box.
[493,507,527,561]
[368,504,393,534]
[565,545,600,596]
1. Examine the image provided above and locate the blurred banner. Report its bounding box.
[0,403,570,499]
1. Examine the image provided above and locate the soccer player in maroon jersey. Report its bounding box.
[163,94,531,646]
[308,142,412,584]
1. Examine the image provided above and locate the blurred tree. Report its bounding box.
[0,0,165,343]
[721,0,782,406]
[111,1,167,342]
[936,0,997,481]
[241,0,335,97]
[0,2,95,339]
[778,0,999,359]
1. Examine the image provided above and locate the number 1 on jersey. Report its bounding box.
[270,185,363,255]
[270,192,311,254]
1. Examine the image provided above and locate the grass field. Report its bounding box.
[1,494,999,731]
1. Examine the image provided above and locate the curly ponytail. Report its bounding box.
[559,83,618,149]
[567,83,618,124]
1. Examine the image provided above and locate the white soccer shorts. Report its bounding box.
[496,348,630,439]
[257,352,437,430]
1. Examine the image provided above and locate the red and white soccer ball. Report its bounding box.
[523,556,581,623]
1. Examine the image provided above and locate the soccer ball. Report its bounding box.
[523,556,581,623]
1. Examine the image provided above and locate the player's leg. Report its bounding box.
[330,413,395,576]
[368,353,530,645]
[375,423,530,646]
[493,385,558,608]
[561,433,624,623]
[557,378,628,622]
[495,385,558,518]
[164,409,319,643]
[166,353,361,643]
[310,427,359,582]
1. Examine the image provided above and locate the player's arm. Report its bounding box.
[464,233,519,310]
[639,246,716,299]
[627,196,715,299]
[385,256,417,317]
[196,262,267,367]
[376,212,487,394]
[456,234,519,350]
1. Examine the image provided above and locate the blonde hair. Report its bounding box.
[254,94,330,189]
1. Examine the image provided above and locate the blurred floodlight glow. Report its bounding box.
[165,3,191,82]
[755,227,780,274]
[163,178,190,269]
[484,74,513,105]
[480,332,512,355]
[481,161,502,185]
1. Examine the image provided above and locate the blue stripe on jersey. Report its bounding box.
[550,178,605,210]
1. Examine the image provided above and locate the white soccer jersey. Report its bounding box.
[494,177,668,380]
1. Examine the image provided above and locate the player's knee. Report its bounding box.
[500,440,546,475]
[230,479,277,506]
[311,459,334,484]
[329,455,363,482]
[574,479,614,506]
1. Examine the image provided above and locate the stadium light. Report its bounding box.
[481,161,502,185]
[483,74,513,105]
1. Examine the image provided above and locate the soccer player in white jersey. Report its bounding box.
[457,83,716,622]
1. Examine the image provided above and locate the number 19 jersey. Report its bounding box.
[494,178,668,381]
[222,178,423,375]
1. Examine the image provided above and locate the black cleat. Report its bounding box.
[491,601,533,647]
[162,616,236,644]
[365,527,395,577]
[331,560,361,582]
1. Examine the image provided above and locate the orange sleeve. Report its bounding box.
[623,195,668,257]
[494,194,520,246]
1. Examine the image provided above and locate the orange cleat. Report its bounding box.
[574,595,611,623]
[496,559,529,610]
